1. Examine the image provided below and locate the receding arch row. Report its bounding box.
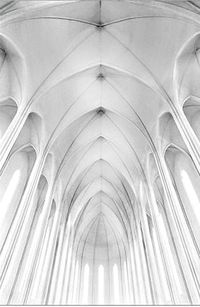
[1,2,200,304]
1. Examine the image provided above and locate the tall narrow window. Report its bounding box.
[0,169,21,247]
[82,263,89,304]
[98,264,104,304]
[113,264,119,304]
[181,169,200,221]
[0,169,20,211]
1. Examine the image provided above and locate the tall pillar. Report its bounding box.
[154,152,200,303]
[0,153,45,281]
[150,218,172,302]
[45,216,66,304]
[172,106,200,175]
[0,153,48,304]
[126,243,134,304]
[60,226,74,304]
[129,219,140,304]
[53,220,71,304]
[137,221,153,304]
[146,176,183,304]
[29,200,63,304]
[138,189,164,304]
[10,177,54,304]
[66,247,77,304]
[0,108,28,172]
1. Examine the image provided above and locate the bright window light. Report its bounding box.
[82,263,89,304]
[113,264,119,303]
[181,169,200,221]
[0,169,21,223]
[98,264,104,304]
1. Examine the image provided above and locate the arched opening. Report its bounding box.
[0,99,18,140]
[164,146,200,297]
[0,147,36,252]
[174,33,200,103]
[165,147,200,249]
[2,2,200,305]
[12,112,43,152]
[149,153,194,303]
[0,36,25,103]
[183,99,200,142]
[158,112,187,153]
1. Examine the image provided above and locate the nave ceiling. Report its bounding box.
[1,0,200,304]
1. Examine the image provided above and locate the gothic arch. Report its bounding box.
[1,1,200,305]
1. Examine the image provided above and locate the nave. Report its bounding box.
[1,0,200,305]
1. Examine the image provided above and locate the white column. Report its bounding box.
[60,228,74,304]
[0,153,45,288]
[146,177,182,304]
[29,201,63,304]
[129,221,140,304]
[137,222,153,304]
[46,217,66,304]
[154,152,200,303]
[0,108,28,172]
[173,106,200,175]
[138,192,164,304]
[13,179,54,304]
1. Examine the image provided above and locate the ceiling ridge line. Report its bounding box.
[102,15,199,27]
[72,189,128,235]
[66,158,135,208]
[105,28,171,103]
[25,15,99,26]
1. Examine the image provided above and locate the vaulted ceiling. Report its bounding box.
[1,0,200,260]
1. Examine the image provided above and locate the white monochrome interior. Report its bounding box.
[1,0,200,305]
